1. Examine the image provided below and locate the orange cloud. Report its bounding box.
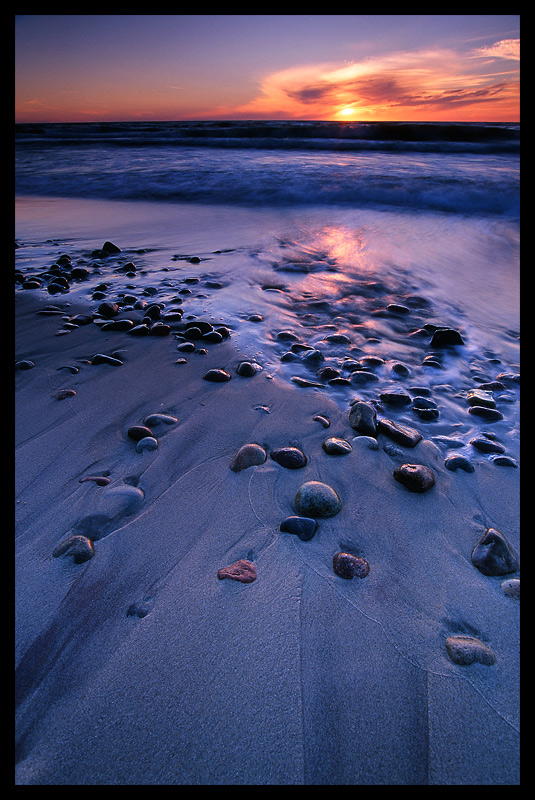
[228,43,519,121]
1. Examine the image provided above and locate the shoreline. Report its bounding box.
[15,267,520,783]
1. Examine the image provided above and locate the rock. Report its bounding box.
[15,360,35,370]
[217,559,257,583]
[102,241,121,253]
[501,578,520,599]
[313,414,330,428]
[430,328,465,347]
[294,481,341,518]
[52,535,95,564]
[470,437,506,454]
[386,303,410,315]
[54,388,76,400]
[279,516,318,541]
[128,324,150,336]
[270,447,307,469]
[322,437,352,455]
[393,463,435,493]
[349,400,377,437]
[380,389,412,406]
[229,444,267,472]
[471,528,518,576]
[91,353,123,366]
[352,435,380,450]
[349,370,379,385]
[466,389,496,408]
[97,301,120,318]
[378,419,422,448]
[79,476,111,486]
[492,455,518,467]
[446,635,496,666]
[127,425,154,441]
[444,455,475,473]
[136,436,158,453]
[332,552,370,579]
[468,406,504,422]
[236,361,260,377]
[101,319,135,332]
[291,376,324,388]
[149,323,171,336]
[203,369,231,382]
[143,413,178,426]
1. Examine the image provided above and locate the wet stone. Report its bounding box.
[203,369,232,382]
[393,463,436,493]
[217,559,257,583]
[127,425,153,441]
[52,535,95,564]
[468,406,504,422]
[143,413,177,426]
[270,447,307,469]
[493,455,518,467]
[349,400,377,437]
[333,552,370,579]
[501,578,520,599]
[445,454,475,473]
[470,437,506,454]
[280,516,318,541]
[471,527,518,576]
[97,301,120,318]
[466,389,496,408]
[294,481,341,518]
[236,361,260,377]
[91,353,123,366]
[136,436,158,453]
[380,389,412,406]
[322,437,352,455]
[378,419,422,448]
[230,443,267,472]
[430,328,465,347]
[54,388,76,400]
[15,360,35,370]
[446,635,496,666]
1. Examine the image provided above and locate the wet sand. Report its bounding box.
[15,208,519,785]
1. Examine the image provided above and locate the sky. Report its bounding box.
[15,15,520,123]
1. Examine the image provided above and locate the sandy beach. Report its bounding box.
[15,214,519,784]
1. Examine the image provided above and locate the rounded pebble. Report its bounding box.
[127,425,153,441]
[217,559,257,583]
[15,360,35,370]
[54,388,76,400]
[446,635,496,666]
[79,476,111,486]
[52,535,95,564]
[332,552,370,579]
[236,361,261,377]
[313,414,330,428]
[136,436,158,453]
[203,369,231,382]
[471,527,518,576]
[295,481,341,518]
[322,437,352,455]
[501,578,520,599]
[444,455,475,473]
[143,413,178,426]
[349,400,377,437]
[270,447,307,469]
[352,435,380,450]
[279,516,318,541]
[468,406,504,422]
[229,443,267,472]
[470,437,506,454]
[393,463,436,493]
[91,353,123,366]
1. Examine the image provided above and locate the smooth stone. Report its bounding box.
[471,527,518,576]
[229,444,267,472]
[470,437,506,454]
[143,413,178,426]
[91,353,123,366]
[446,635,496,666]
[79,476,111,486]
[270,447,307,469]
[236,361,260,377]
[294,481,341,518]
[352,435,380,450]
[54,388,76,400]
[101,319,135,332]
[349,400,377,437]
[177,341,196,352]
[413,407,440,421]
[492,455,518,467]
[430,328,465,347]
[203,369,231,382]
[378,419,423,448]
[97,301,120,318]
[52,535,95,564]
[15,360,35,370]
[102,241,121,253]
[127,425,153,441]
[380,390,412,406]
[332,552,370,579]
[468,406,504,421]
[393,463,436,493]
[313,414,330,428]
[136,436,158,453]
[391,361,411,376]
[279,516,318,541]
[301,348,325,364]
[291,376,324,388]
[349,370,379,384]
[217,559,257,583]
[149,323,171,336]
[412,396,437,410]
[444,454,475,473]
[128,324,150,336]
[466,389,496,408]
[386,303,410,315]
[68,314,94,326]
[322,437,352,455]
[501,578,520,599]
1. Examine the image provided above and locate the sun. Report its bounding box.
[339,106,355,117]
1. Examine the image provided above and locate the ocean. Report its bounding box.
[15,120,520,460]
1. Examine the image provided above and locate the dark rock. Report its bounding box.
[217,559,256,583]
[52,535,95,564]
[71,267,90,280]
[101,319,135,332]
[54,388,77,400]
[492,455,518,467]
[279,516,318,541]
[430,328,465,347]
[468,406,504,421]
[149,323,171,336]
[127,324,150,336]
[97,301,119,318]
[69,314,94,326]
[444,454,475,473]
[91,353,123,366]
[127,425,154,441]
[333,552,370,579]
[294,481,341,518]
[229,444,267,472]
[350,370,379,385]
[270,447,307,469]
[203,369,231,382]
[322,437,352,455]
[349,400,377,437]
[471,527,518,576]
[236,361,260,376]
[393,463,435,492]
[15,360,35,370]
[102,241,121,253]
[470,437,506,454]
[380,389,412,406]
[466,389,496,408]
[378,419,423,448]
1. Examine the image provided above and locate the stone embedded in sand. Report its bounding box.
[470,437,506,454]
[280,515,318,541]
[203,369,232,382]
[393,463,436,493]
[380,390,412,406]
[136,436,158,453]
[501,578,520,599]
[91,353,123,366]
[322,437,352,455]
[349,400,377,437]
[127,425,154,441]
[79,476,111,486]
[143,413,177,426]
[444,454,475,473]
[54,388,77,400]
[270,447,307,469]
[446,635,496,666]
[15,360,35,370]
[313,414,330,428]
[97,301,120,318]
[295,481,341,518]
[378,419,422,448]
[217,559,257,583]
[52,535,95,564]
[229,443,267,472]
[468,406,504,422]
[471,527,518,576]
[236,361,261,377]
[430,328,465,347]
[333,552,370,579]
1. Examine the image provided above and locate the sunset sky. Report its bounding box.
[15,15,520,123]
